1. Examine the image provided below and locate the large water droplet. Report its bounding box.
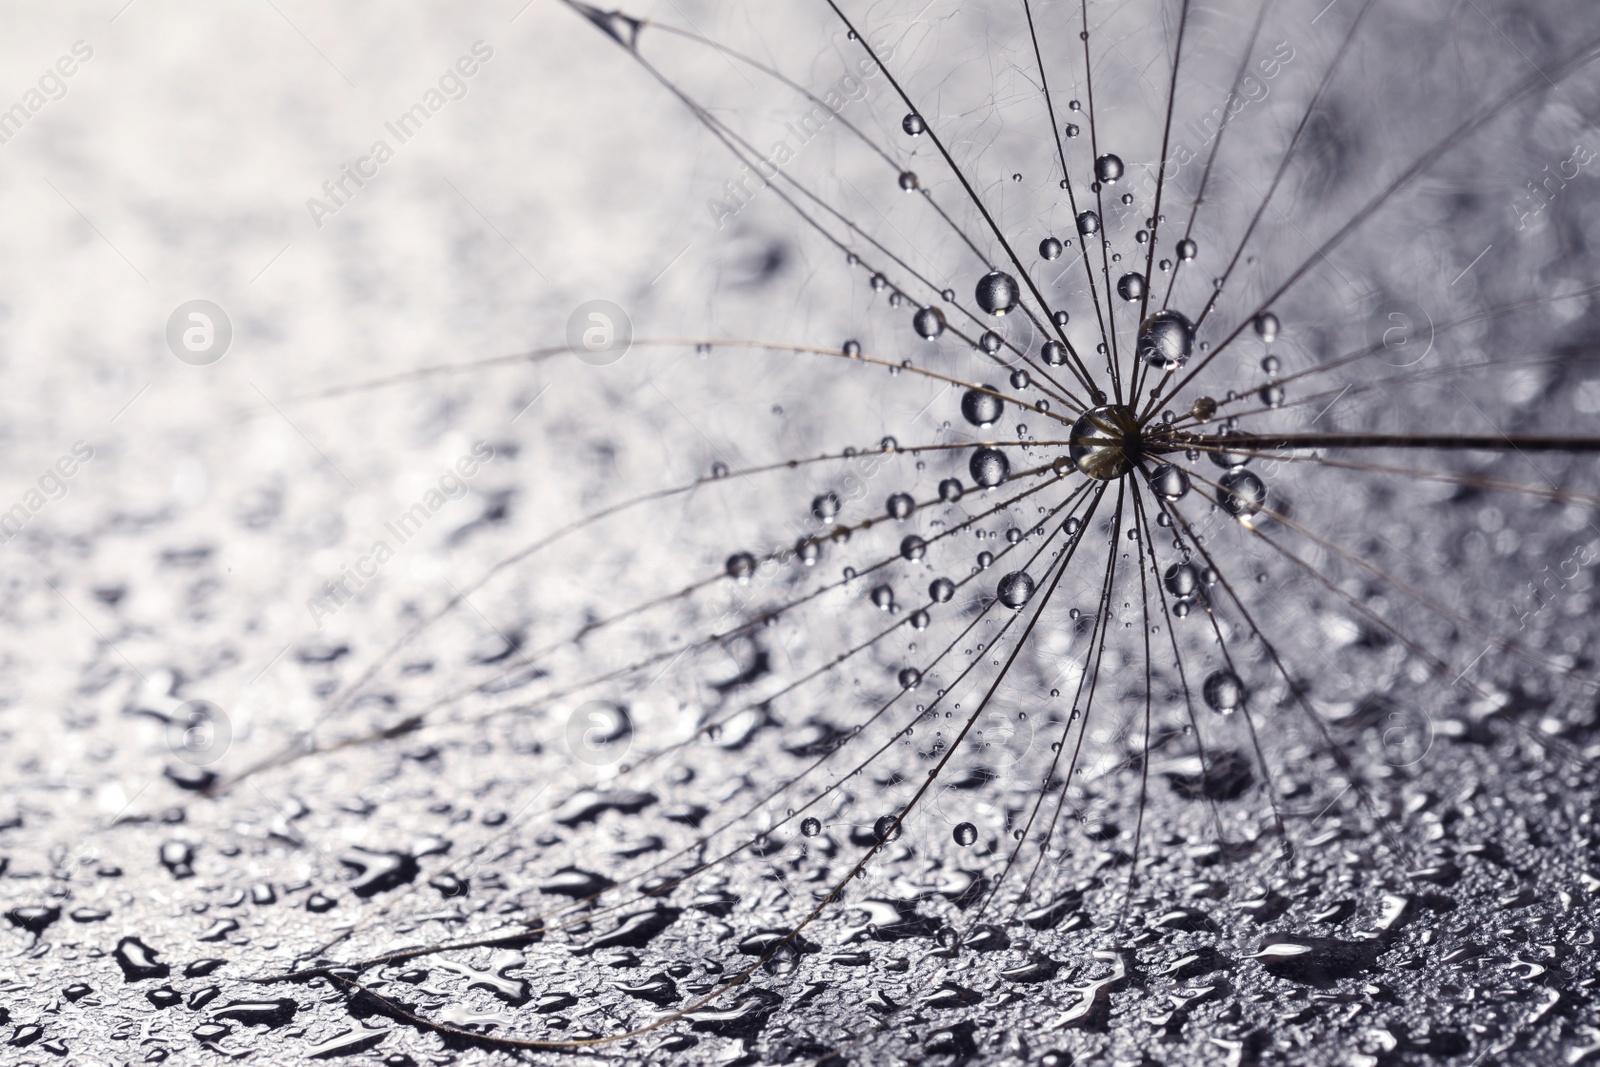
[1136,309,1194,369]
[1203,670,1244,714]
[1207,429,1253,469]
[975,271,1020,316]
[961,387,1002,427]
[997,571,1035,608]
[969,447,1011,487]
[1219,470,1266,518]
[1148,463,1190,500]
[1069,405,1140,480]
[1164,562,1199,599]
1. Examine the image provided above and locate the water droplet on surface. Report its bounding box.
[975,271,1020,316]
[969,447,1011,488]
[913,306,946,339]
[1039,237,1063,260]
[1116,273,1146,302]
[898,667,922,690]
[159,840,194,879]
[961,387,1002,427]
[1136,309,1194,369]
[953,822,978,846]
[900,535,926,561]
[1095,154,1124,183]
[886,492,915,520]
[938,478,963,502]
[898,170,919,191]
[1246,936,1382,982]
[1076,211,1100,236]
[725,552,756,581]
[1164,562,1200,599]
[1041,340,1066,366]
[1148,463,1190,500]
[114,936,172,981]
[339,847,419,897]
[1253,311,1280,342]
[902,113,925,135]
[1177,238,1198,261]
[212,998,299,1028]
[1206,428,1253,469]
[1203,670,1245,714]
[1219,469,1267,518]
[929,577,956,602]
[5,906,60,935]
[997,571,1036,608]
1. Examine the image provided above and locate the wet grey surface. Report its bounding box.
[4,0,1600,1064]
